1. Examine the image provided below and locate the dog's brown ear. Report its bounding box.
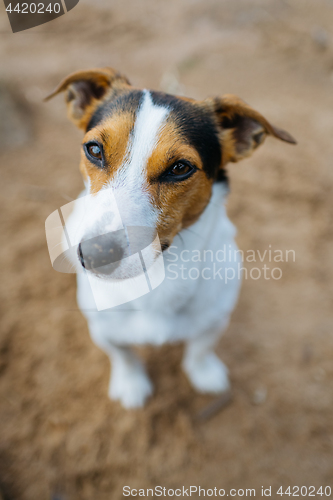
[206,94,296,165]
[44,67,131,130]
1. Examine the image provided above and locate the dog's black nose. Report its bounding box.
[78,230,125,276]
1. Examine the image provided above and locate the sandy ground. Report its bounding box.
[0,0,333,498]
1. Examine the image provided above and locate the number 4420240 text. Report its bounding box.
[5,3,61,14]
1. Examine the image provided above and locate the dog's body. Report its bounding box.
[75,182,240,407]
[47,67,295,408]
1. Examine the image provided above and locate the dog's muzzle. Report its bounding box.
[78,226,157,278]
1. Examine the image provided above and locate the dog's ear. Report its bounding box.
[206,94,296,165]
[44,67,131,130]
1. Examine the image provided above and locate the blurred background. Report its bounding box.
[0,0,333,498]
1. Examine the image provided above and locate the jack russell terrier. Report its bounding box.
[46,67,295,409]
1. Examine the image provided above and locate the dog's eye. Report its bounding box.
[87,143,102,160]
[162,161,196,182]
[84,142,104,165]
[171,162,191,176]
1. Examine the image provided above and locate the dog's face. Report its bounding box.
[46,67,295,279]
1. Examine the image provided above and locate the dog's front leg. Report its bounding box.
[90,331,153,408]
[182,329,230,395]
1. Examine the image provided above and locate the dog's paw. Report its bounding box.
[183,353,230,394]
[109,365,153,409]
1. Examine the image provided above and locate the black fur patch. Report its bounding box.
[150,91,223,180]
[86,89,143,132]
[215,168,229,184]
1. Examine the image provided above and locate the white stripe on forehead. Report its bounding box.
[119,90,169,183]
[94,90,170,231]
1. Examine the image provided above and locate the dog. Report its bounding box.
[46,67,295,408]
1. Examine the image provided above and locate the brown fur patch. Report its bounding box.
[146,122,213,245]
[80,112,134,194]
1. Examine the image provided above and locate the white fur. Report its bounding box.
[118,89,169,186]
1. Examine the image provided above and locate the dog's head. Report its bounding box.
[46,67,296,279]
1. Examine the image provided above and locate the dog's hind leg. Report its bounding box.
[90,331,153,408]
[182,329,230,395]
